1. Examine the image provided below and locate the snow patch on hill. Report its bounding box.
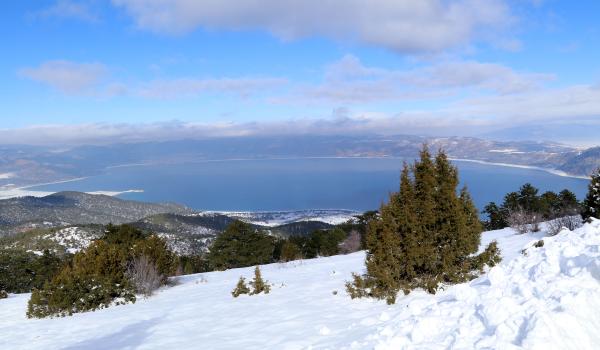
[2,220,600,349]
[42,227,100,254]
[198,209,359,226]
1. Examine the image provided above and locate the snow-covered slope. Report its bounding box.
[2,221,600,349]
[196,209,359,226]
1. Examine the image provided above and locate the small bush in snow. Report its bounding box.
[126,255,163,297]
[0,290,7,299]
[250,266,270,295]
[231,277,250,298]
[507,207,541,234]
[547,216,583,236]
[534,240,544,248]
[339,230,362,254]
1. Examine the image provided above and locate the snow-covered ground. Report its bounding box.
[197,209,360,226]
[2,221,600,349]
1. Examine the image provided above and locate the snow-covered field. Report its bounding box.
[197,209,359,226]
[2,221,600,349]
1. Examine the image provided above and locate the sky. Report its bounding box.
[1,0,599,146]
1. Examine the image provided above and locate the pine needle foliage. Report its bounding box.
[231,276,250,298]
[347,146,501,304]
[583,168,600,220]
[250,266,270,295]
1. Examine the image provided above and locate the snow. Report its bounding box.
[42,227,101,254]
[2,221,600,349]
[196,209,359,226]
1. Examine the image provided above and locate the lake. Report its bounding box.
[28,158,590,212]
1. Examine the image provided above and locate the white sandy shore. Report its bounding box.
[0,176,143,200]
[449,158,591,180]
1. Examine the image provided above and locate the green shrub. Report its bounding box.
[132,235,177,283]
[27,240,135,318]
[249,266,270,295]
[0,249,63,293]
[231,276,250,298]
[279,240,302,262]
[347,147,502,304]
[26,225,175,318]
[208,221,276,270]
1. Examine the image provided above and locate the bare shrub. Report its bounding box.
[126,255,163,297]
[546,215,583,236]
[339,230,362,254]
[0,290,7,299]
[507,207,541,234]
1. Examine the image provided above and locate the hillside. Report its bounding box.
[2,220,599,349]
[559,147,600,177]
[0,198,357,255]
[0,192,192,237]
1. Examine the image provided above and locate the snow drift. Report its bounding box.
[2,220,600,349]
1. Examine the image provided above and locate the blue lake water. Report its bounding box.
[29,158,590,212]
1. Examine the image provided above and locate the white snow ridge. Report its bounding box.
[2,220,600,349]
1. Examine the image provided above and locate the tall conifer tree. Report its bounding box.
[347,146,500,303]
[583,168,600,219]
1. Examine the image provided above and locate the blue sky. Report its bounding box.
[1,0,599,145]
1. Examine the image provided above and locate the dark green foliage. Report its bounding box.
[27,240,136,318]
[231,276,250,297]
[208,221,276,270]
[102,223,148,247]
[27,225,175,318]
[284,228,348,260]
[132,235,177,283]
[347,146,501,304]
[279,240,302,262]
[583,168,600,219]
[484,184,581,229]
[0,249,63,293]
[482,202,508,230]
[249,266,270,295]
[178,255,210,275]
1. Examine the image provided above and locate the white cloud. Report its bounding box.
[112,0,514,53]
[19,60,286,98]
[279,55,552,104]
[34,0,99,23]
[137,77,287,98]
[19,60,108,94]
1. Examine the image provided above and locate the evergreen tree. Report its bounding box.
[250,266,270,295]
[208,221,276,270]
[347,146,500,303]
[483,202,508,230]
[583,168,600,219]
[231,276,250,298]
[459,187,483,256]
[558,189,580,214]
[412,146,438,273]
[279,241,301,262]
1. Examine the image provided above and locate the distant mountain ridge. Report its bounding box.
[0,191,192,236]
[0,135,598,189]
